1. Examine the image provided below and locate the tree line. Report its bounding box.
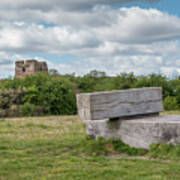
[0,70,179,117]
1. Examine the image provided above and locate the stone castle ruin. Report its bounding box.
[15,59,48,78]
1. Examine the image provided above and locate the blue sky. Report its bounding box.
[121,0,179,15]
[1,0,180,78]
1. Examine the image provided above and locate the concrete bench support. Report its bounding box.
[86,115,180,149]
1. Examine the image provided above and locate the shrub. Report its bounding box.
[163,96,179,110]
[1,71,180,117]
[22,75,77,115]
[0,73,77,116]
[19,103,46,116]
[0,89,27,117]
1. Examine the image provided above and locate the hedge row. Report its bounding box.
[0,71,180,117]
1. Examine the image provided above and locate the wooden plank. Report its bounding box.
[76,87,163,120]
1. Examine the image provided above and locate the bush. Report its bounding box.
[22,75,76,115]
[163,96,179,111]
[1,71,180,117]
[0,89,27,117]
[0,73,77,117]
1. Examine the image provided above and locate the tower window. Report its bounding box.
[22,67,26,72]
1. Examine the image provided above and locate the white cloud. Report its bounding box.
[55,55,164,76]
[0,0,159,11]
[0,2,180,78]
[1,7,180,53]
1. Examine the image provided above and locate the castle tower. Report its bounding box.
[15,59,48,78]
[15,61,25,78]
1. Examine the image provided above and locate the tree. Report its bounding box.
[87,70,106,78]
[49,69,59,76]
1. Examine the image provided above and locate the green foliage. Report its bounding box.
[134,74,171,98]
[112,73,137,90]
[22,75,76,115]
[148,143,180,160]
[1,70,180,117]
[76,136,110,156]
[19,103,46,116]
[163,96,179,110]
[111,139,147,156]
[0,73,77,116]
[80,136,180,161]
[0,89,26,117]
[76,136,147,157]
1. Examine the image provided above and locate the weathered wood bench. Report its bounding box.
[76,87,163,121]
[76,87,180,149]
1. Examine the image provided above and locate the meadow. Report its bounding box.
[1,112,180,180]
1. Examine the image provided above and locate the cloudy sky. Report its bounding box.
[1,0,180,78]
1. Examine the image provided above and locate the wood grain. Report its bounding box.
[76,87,163,120]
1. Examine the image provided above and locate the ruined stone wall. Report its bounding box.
[15,59,48,78]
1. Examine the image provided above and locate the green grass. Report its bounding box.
[161,111,180,115]
[0,113,180,179]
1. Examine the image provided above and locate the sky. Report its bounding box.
[1,0,180,78]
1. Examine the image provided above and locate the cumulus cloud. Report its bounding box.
[1,7,180,53]
[0,0,159,11]
[0,0,180,78]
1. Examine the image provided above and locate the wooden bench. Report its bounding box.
[76,87,163,121]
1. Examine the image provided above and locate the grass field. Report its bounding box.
[1,113,180,180]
